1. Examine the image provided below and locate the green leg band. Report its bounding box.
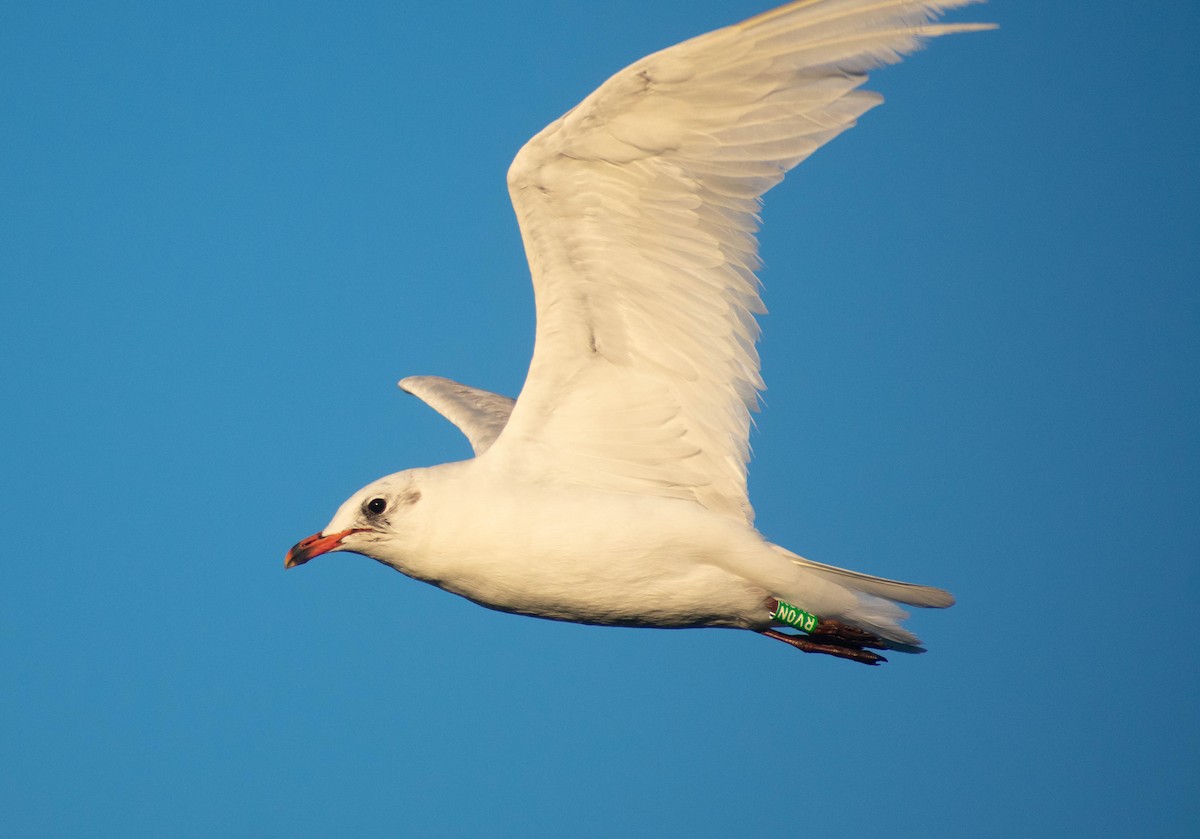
[772,599,819,633]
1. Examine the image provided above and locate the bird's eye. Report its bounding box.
[366,497,387,515]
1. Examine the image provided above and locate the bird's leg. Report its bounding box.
[807,617,890,650]
[759,627,888,666]
[763,600,891,664]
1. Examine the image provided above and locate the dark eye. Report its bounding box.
[366,497,387,515]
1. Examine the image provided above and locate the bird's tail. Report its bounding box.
[772,545,954,650]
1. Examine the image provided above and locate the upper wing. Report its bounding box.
[399,376,515,455]
[489,0,992,522]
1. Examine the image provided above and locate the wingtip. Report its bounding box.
[930,589,957,609]
[924,22,999,35]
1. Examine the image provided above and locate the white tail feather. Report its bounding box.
[773,545,954,649]
[850,593,922,649]
[775,546,955,607]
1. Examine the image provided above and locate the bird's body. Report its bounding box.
[331,455,941,637]
[288,0,991,664]
[379,463,774,630]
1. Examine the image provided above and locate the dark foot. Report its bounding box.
[759,628,888,666]
[808,618,890,650]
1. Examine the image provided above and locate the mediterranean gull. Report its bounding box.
[286,0,992,665]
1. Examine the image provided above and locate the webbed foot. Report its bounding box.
[759,626,888,666]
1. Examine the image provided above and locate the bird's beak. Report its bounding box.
[285,528,367,569]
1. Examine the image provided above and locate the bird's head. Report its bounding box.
[285,471,425,569]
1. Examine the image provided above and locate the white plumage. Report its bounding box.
[287,0,991,665]
[398,376,514,455]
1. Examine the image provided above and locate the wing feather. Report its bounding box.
[398,376,515,455]
[488,0,992,521]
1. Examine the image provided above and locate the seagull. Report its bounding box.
[287,0,992,665]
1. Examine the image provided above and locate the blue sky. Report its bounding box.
[2,1,1197,836]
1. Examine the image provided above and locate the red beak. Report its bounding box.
[285,528,367,569]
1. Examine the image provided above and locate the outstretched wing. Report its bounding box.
[399,376,515,455]
[488,0,991,522]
